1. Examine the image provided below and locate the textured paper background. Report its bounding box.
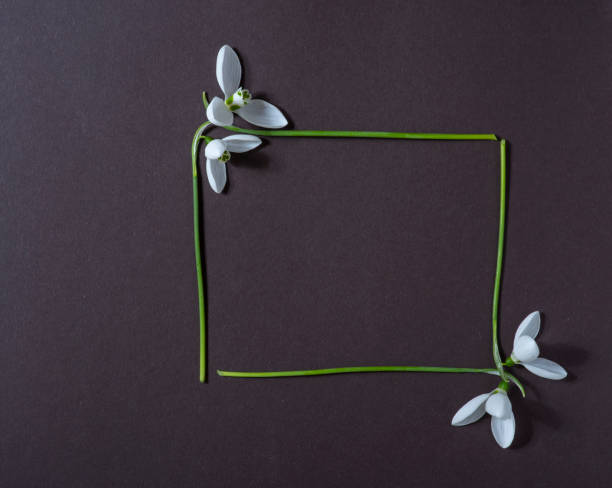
[2,1,610,486]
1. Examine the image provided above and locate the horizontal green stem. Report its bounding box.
[218,366,497,377]
[217,366,525,396]
[224,126,497,141]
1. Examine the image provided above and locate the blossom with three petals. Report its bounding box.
[206,45,288,129]
[510,311,567,380]
[452,387,515,448]
[205,135,262,193]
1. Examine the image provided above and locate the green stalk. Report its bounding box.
[217,366,525,396]
[492,140,508,380]
[223,126,497,141]
[192,121,211,382]
[218,366,497,377]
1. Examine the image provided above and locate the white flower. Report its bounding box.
[206,45,288,129]
[452,388,515,448]
[205,135,262,193]
[510,311,567,380]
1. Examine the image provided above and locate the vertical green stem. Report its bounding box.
[492,140,508,380]
[192,122,210,382]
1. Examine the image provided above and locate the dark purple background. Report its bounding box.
[2,1,610,486]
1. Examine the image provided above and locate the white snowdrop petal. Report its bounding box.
[205,158,227,194]
[451,393,490,426]
[514,311,541,350]
[204,139,227,160]
[207,97,234,127]
[523,357,567,380]
[491,412,515,448]
[236,99,288,128]
[485,392,512,419]
[222,134,262,153]
[513,336,540,363]
[216,45,241,98]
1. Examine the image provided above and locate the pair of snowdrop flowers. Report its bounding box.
[203,45,288,193]
[452,311,566,448]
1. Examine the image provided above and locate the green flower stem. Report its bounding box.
[224,126,498,141]
[192,121,211,382]
[499,372,525,397]
[218,366,525,395]
[218,366,496,377]
[496,380,510,392]
[492,140,508,380]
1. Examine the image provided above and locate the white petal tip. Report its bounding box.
[491,414,515,448]
[206,158,227,194]
[236,99,288,128]
[216,46,241,98]
[514,311,541,350]
[207,97,233,127]
[451,393,490,427]
[524,358,567,380]
[222,134,262,153]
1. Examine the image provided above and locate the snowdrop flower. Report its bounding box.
[510,311,567,380]
[205,135,262,193]
[207,45,288,129]
[452,387,515,448]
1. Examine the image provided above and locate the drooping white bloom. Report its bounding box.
[206,45,288,129]
[510,311,567,380]
[452,388,515,448]
[204,134,262,193]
